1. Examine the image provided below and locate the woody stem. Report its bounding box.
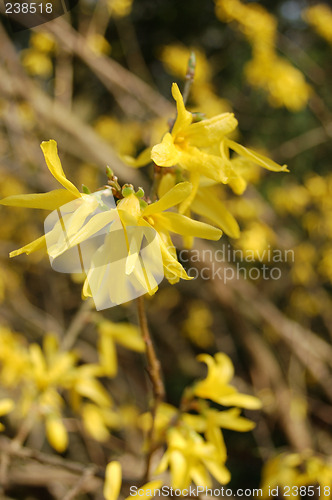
[136,295,165,481]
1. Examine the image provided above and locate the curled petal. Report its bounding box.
[40,140,81,198]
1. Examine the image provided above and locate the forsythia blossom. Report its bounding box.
[140,353,261,489]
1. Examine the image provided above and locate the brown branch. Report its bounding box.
[136,295,165,482]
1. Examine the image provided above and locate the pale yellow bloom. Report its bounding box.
[151,84,287,216]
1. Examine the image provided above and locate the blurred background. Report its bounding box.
[1,0,332,498]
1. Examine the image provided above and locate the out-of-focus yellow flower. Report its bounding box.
[97,320,145,376]
[160,44,212,83]
[304,4,332,45]
[82,403,121,442]
[215,0,277,47]
[261,451,332,498]
[45,414,68,453]
[245,50,312,111]
[30,32,56,53]
[107,0,134,18]
[194,353,261,409]
[291,243,317,286]
[0,398,15,431]
[215,0,311,111]
[94,117,142,156]
[182,301,214,348]
[104,461,162,500]
[289,288,322,317]
[269,184,310,216]
[235,221,275,260]
[21,49,53,78]
[87,34,111,56]
[155,426,230,489]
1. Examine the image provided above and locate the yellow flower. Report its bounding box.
[245,50,312,111]
[155,426,230,489]
[304,4,332,45]
[151,83,287,214]
[0,398,15,431]
[97,320,145,376]
[82,182,222,304]
[194,353,262,409]
[182,301,214,348]
[30,32,57,53]
[21,49,53,78]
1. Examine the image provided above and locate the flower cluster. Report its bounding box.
[215,0,311,110]
[0,323,145,450]
[261,451,332,498]
[139,353,261,490]
[128,82,287,250]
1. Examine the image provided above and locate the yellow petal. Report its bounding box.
[178,147,229,183]
[215,393,262,410]
[226,139,289,172]
[178,171,200,215]
[192,189,240,238]
[157,172,176,198]
[10,234,47,257]
[185,113,238,148]
[203,460,231,485]
[151,133,181,167]
[170,450,189,490]
[214,408,256,431]
[0,190,77,210]
[104,461,122,500]
[143,182,192,216]
[75,379,111,407]
[98,334,118,377]
[158,234,192,281]
[122,147,152,168]
[40,140,81,198]
[157,212,222,240]
[82,404,110,442]
[45,415,68,453]
[171,82,193,136]
[99,321,145,352]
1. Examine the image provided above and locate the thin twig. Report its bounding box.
[136,295,165,481]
